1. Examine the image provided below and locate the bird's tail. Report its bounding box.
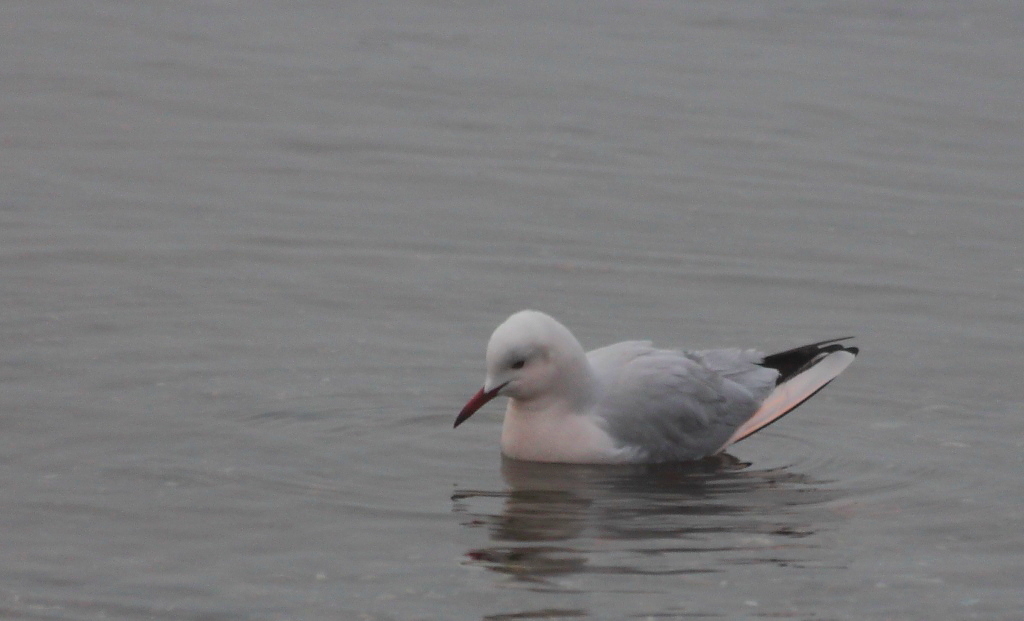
[718,340,858,450]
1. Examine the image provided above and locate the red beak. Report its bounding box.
[454,383,506,428]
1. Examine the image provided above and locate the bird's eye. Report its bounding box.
[509,359,526,370]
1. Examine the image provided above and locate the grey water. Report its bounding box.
[2,1,1023,619]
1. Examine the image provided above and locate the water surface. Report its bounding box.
[2,1,1022,619]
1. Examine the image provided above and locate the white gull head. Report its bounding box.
[482,310,594,404]
[454,310,617,462]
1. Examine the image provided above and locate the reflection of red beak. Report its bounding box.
[453,383,507,428]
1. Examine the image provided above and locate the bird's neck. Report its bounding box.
[500,362,619,463]
[518,352,597,416]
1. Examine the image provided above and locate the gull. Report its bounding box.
[455,310,857,463]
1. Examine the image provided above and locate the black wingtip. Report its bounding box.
[760,337,859,385]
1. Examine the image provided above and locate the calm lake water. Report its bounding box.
[2,1,1022,619]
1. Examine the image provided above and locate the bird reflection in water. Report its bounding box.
[452,454,838,591]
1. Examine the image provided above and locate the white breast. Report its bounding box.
[499,402,633,463]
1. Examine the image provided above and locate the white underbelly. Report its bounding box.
[499,403,632,464]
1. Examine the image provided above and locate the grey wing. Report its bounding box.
[594,346,777,462]
[689,347,778,402]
